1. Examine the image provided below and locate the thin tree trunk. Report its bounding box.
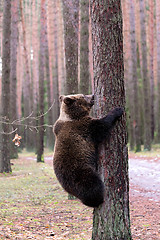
[129,0,141,152]
[52,1,60,124]
[139,0,151,150]
[62,0,79,94]
[0,0,12,173]
[36,0,46,162]
[10,0,19,158]
[91,0,132,239]
[156,0,160,142]
[79,0,90,94]
[30,0,40,150]
[149,0,155,141]
[20,0,32,150]
[122,0,134,150]
[57,0,66,95]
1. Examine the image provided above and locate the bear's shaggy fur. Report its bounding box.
[53,94,123,207]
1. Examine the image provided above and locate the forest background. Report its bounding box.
[0,0,159,170]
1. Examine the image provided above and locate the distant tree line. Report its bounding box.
[122,0,160,151]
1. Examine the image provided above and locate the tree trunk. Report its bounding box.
[62,0,79,94]
[57,0,66,95]
[45,41,55,149]
[139,0,151,150]
[20,0,32,150]
[10,0,19,159]
[156,0,160,142]
[149,0,155,141]
[79,0,90,94]
[36,0,47,162]
[91,0,132,239]
[122,0,134,151]
[52,1,60,125]
[129,0,141,152]
[0,0,12,173]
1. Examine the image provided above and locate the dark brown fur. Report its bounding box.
[53,94,123,207]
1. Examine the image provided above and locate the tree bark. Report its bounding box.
[149,0,155,141]
[91,0,132,239]
[79,0,90,94]
[156,0,160,142]
[36,0,46,162]
[129,0,141,152]
[139,0,151,150]
[0,0,12,173]
[20,0,32,150]
[62,0,79,94]
[10,0,19,158]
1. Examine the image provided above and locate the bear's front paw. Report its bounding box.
[113,107,124,118]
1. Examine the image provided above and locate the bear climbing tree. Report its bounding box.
[91,0,132,239]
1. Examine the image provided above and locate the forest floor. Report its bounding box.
[0,149,159,240]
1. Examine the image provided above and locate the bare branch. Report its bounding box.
[0,101,55,135]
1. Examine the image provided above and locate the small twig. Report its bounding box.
[0,128,18,135]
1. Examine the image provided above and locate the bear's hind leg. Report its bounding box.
[76,170,104,208]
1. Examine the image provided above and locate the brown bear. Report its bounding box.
[53,94,123,207]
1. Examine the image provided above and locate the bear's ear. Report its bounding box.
[64,97,76,105]
[59,95,64,103]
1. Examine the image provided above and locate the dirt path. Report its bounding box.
[129,157,160,201]
[129,155,160,239]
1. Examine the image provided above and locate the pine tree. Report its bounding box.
[79,0,90,94]
[0,0,12,173]
[91,0,132,238]
[62,0,79,94]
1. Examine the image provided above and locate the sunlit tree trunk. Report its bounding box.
[91,0,132,239]
[0,0,12,173]
[36,0,46,162]
[62,0,79,94]
[139,0,151,150]
[79,0,90,94]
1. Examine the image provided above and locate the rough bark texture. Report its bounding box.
[62,0,79,94]
[79,0,90,94]
[139,0,151,150]
[91,0,132,239]
[0,0,12,173]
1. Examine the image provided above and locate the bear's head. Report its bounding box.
[59,94,94,120]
